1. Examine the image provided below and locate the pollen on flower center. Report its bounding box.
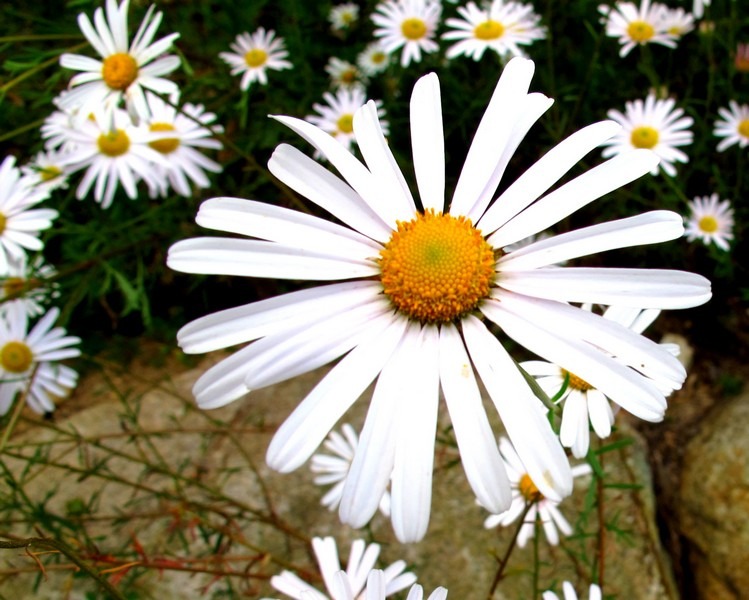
[627,20,655,43]
[562,369,594,392]
[630,125,659,149]
[474,19,505,40]
[372,51,386,64]
[0,340,33,373]
[101,53,138,90]
[148,123,180,154]
[401,17,428,40]
[341,69,357,83]
[336,114,354,134]
[519,474,544,503]
[244,48,268,67]
[378,210,496,323]
[738,119,749,138]
[698,215,719,233]
[97,129,131,157]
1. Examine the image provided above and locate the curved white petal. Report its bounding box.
[410,73,445,212]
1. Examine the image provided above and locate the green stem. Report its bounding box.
[0,42,88,95]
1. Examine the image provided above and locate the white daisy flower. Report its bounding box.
[358,42,392,76]
[0,256,59,319]
[219,28,292,92]
[372,0,442,67]
[0,156,57,273]
[325,57,368,92]
[0,304,80,416]
[661,7,694,38]
[600,92,693,176]
[684,194,734,251]
[713,100,749,152]
[58,108,172,209]
[329,2,360,31]
[167,57,711,542]
[312,423,392,517]
[141,92,223,198]
[484,437,591,547]
[693,0,710,19]
[59,0,180,124]
[443,0,546,61]
[306,88,388,153]
[20,149,71,195]
[264,537,416,600]
[543,582,602,600]
[522,305,677,458]
[599,0,677,57]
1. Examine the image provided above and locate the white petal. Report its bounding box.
[410,73,445,212]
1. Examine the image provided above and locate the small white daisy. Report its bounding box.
[661,7,694,38]
[0,156,57,273]
[684,194,734,251]
[713,101,749,151]
[443,0,546,61]
[0,256,59,319]
[265,537,416,600]
[20,149,71,195]
[358,42,392,76]
[601,92,693,176]
[0,304,80,416]
[522,305,678,458]
[306,88,388,153]
[59,0,180,124]
[325,57,368,92]
[693,0,710,19]
[599,0,677,57]
[483,437,591,547]
[141,92,223,198]
[219,28,292,92]
[329,2,360,32]
[311,423,392,517]
[58,108,172,208]
[543,582,602,600]
[372,0,442,67]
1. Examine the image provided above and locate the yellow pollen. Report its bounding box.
[0,341,33,374]
[372,51,386,64]
[101,53,138,91]
[336,114,354,134]
[698,215,719,233]
[562,369,594,392]
[97,129,131,157]
[474,19,505,41]
[0,213,6,235]
[341,68,357,83]
[148,123,180,154]
[378,210,496,323]
[519,474,544,503]
[244,48,268,68]
[738,119,749,138]
[630,125,659,149]
[627,20,655,43]
[401,17,428,40]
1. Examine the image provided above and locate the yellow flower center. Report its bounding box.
[0,213,6,235]
[630,125,659,149]
[244,48,268,68]
[561,369,594,392]
[371,51,386,64]
[0,341,34,374]
[474,19,505,41]
[378,210,496,323]
[401,17,428,40]
[340,68,357,83]
[3,277,26,297]
[336,114,354,134]
[627,20,655,43]
[148,123,180,154]
[101,53,139,91]
[97,129,131,157]
[519,474,544,503]
[698,215,719,233]
[738,119,749,138]
[40,166,63,182]
[341,11,356,25]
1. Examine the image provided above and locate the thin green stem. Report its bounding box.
[0,43,87,95]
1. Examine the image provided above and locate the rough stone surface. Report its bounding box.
[677,391,749,600]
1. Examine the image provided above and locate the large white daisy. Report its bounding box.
[443,0,546,61]
[168,57,711,542]
[141,92,223,198]
[59,0,180,124]
[0,156,57,273]
[372,0,442,67]
[599,0,677,57]
[219,28,292,92]
[600,92,693,176]
[713,100,749,152]
[0,304,80,416]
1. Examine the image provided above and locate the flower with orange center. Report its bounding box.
[59,0,180,122]
[220,28,292,92]
[373,0,441,66]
